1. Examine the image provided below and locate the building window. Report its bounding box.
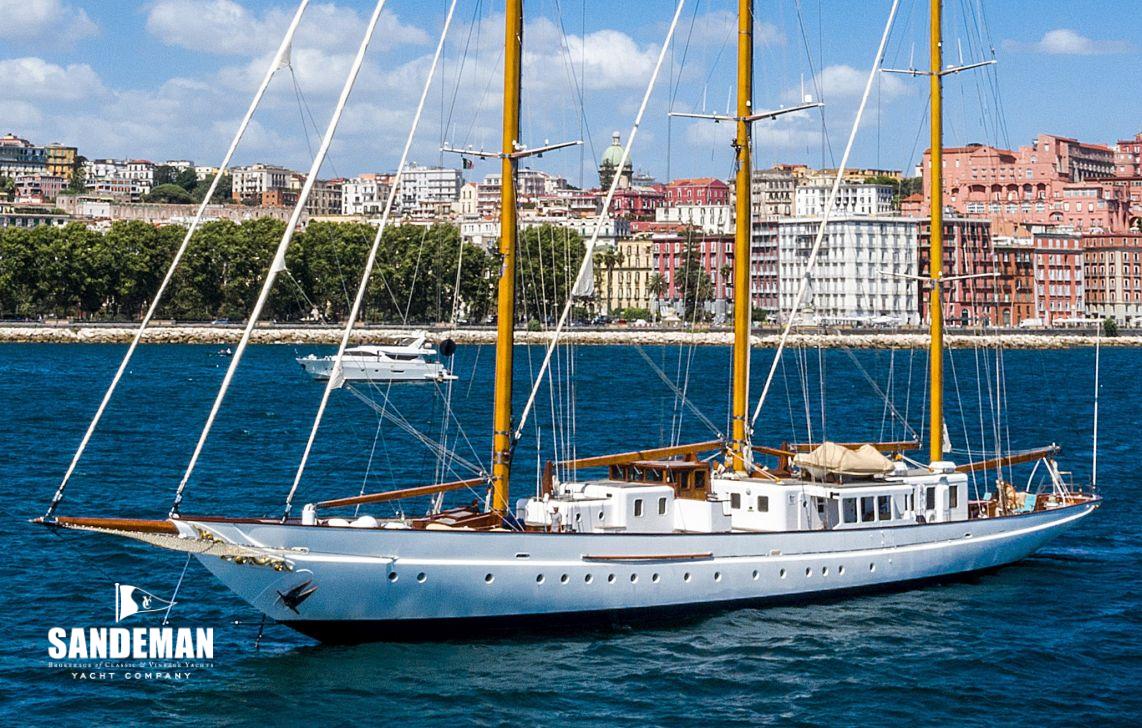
[634,499,643,517]
[757,495,769,513]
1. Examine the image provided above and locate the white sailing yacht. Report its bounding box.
[40,0,1099,643]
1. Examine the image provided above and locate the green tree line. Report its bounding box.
[0,220,585,323]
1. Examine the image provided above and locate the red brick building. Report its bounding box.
[608,186,666,221]
[665,177,730,206]
[1083,233,1142,325]
[918,218,1001,326]
[1031,231,1085,324]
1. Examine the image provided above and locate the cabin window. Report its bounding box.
[925,487,936,510]
[860,496,876,522]
[658,497,667,515]
[730,493,741,509]
[757,495,769,513]
[634,499,644,517]
[877,495,891,521]
[949,485,959,509]
[842,498,857,524]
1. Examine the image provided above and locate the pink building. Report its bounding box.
[653,231,734,309]
[1115,132,1142,177]
[14,173,66,203]
[665,178,730,206]
[1083,232,1142,324]
[1031,231,1084,324]
[922,133,1120,232]
[918,218,1001,326]
[609,186,666,221]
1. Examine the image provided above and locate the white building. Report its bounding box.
[397,165,463,214]
[794,182,895,217]
[778,217,919,325]
[342,173,393,216]
[460,216,630,250]
[482,168,570,197]
[655,204,734,234]
[125,160,155,196]
[195,166,221,182]
[84,158,127,181]
[452,182,479,216]
[231,163,294,203]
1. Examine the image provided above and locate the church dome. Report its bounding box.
[601,131,630,169]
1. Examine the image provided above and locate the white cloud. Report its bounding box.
[0,57,106,101]
[0,0,98,46]
[799,65,908,101]
[683,9,785,47]
[145,0,429,56]
[0,100,44,128]
[1004,29,1134,55]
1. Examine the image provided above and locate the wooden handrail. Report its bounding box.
[315,477,487,510]
[955,445,1059,473]
[543,439,724,494]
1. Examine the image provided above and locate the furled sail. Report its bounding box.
[571,254,595,298]
[793,442,894,478]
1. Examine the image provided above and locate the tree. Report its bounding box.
[153,165,177,187]
[66,160,87,194]
[145,183,195,204]
[191,173,232,204]
[1103,316,1119,338]
[514,224,585,322]
[646,272,666,319]
[595,245,624,315]
[676,240,714,321]
[0,176,13,201]
[174,168,199,192]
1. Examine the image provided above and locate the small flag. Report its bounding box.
[115,583,176,623]
[462,157,474,170]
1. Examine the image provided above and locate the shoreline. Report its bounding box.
[0,324,1131,348]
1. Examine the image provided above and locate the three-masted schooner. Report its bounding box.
[39,0,1099,643]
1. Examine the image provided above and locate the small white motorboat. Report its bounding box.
[297,333,456,383]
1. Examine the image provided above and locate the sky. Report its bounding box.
[1,0,1138,187]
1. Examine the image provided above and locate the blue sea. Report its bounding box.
[0,342,1137,725]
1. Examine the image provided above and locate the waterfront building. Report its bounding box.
[777,217,919,325]
[918,218,999,326]
[342,173,393,216]
[652,230,734,319]
[750,220,779,313]
[1082,232,1142,325]
[992,234,1036,326]
[595,236,655,314]
[1031,230,1085,324]
[396,165,463,215]
[794,182,895,217]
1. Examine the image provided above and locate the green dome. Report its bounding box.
[600,131,630,169]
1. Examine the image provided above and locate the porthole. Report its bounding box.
[536,574,545,584]
[752,570,759,580]
[683,572,692,582]
[779,568,787,579]
[652,573,660,583]
[805,567,812,577]
[630,574,638,583]
[821,566,828,576]
[560,574,569,584]
[607,574,616,583]
[388,572,398,582]
[484,573,494,584]
[869,562,876,572]
[416,572,427,583]
[585,574,593,584]
[838,565,845,575]
[714,571,722,582]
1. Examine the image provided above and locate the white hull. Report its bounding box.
[183,500,1097,641]
[297,356,455,382]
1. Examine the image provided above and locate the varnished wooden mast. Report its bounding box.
[491,0,523,512]
[928,0,945,464]
[729,0,753,472]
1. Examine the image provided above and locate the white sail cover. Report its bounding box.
[793,442,894,478]
[571,254,594,298]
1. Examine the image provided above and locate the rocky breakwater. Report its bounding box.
[0,324,1128,349]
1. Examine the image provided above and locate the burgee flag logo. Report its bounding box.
[115,583,176,622]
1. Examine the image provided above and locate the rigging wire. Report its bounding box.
[282,0,460,519]
[45,0,313,520]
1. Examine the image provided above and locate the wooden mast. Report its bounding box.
[729,0,754,472]
[491,0,523,512]
[927,0,945,464]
